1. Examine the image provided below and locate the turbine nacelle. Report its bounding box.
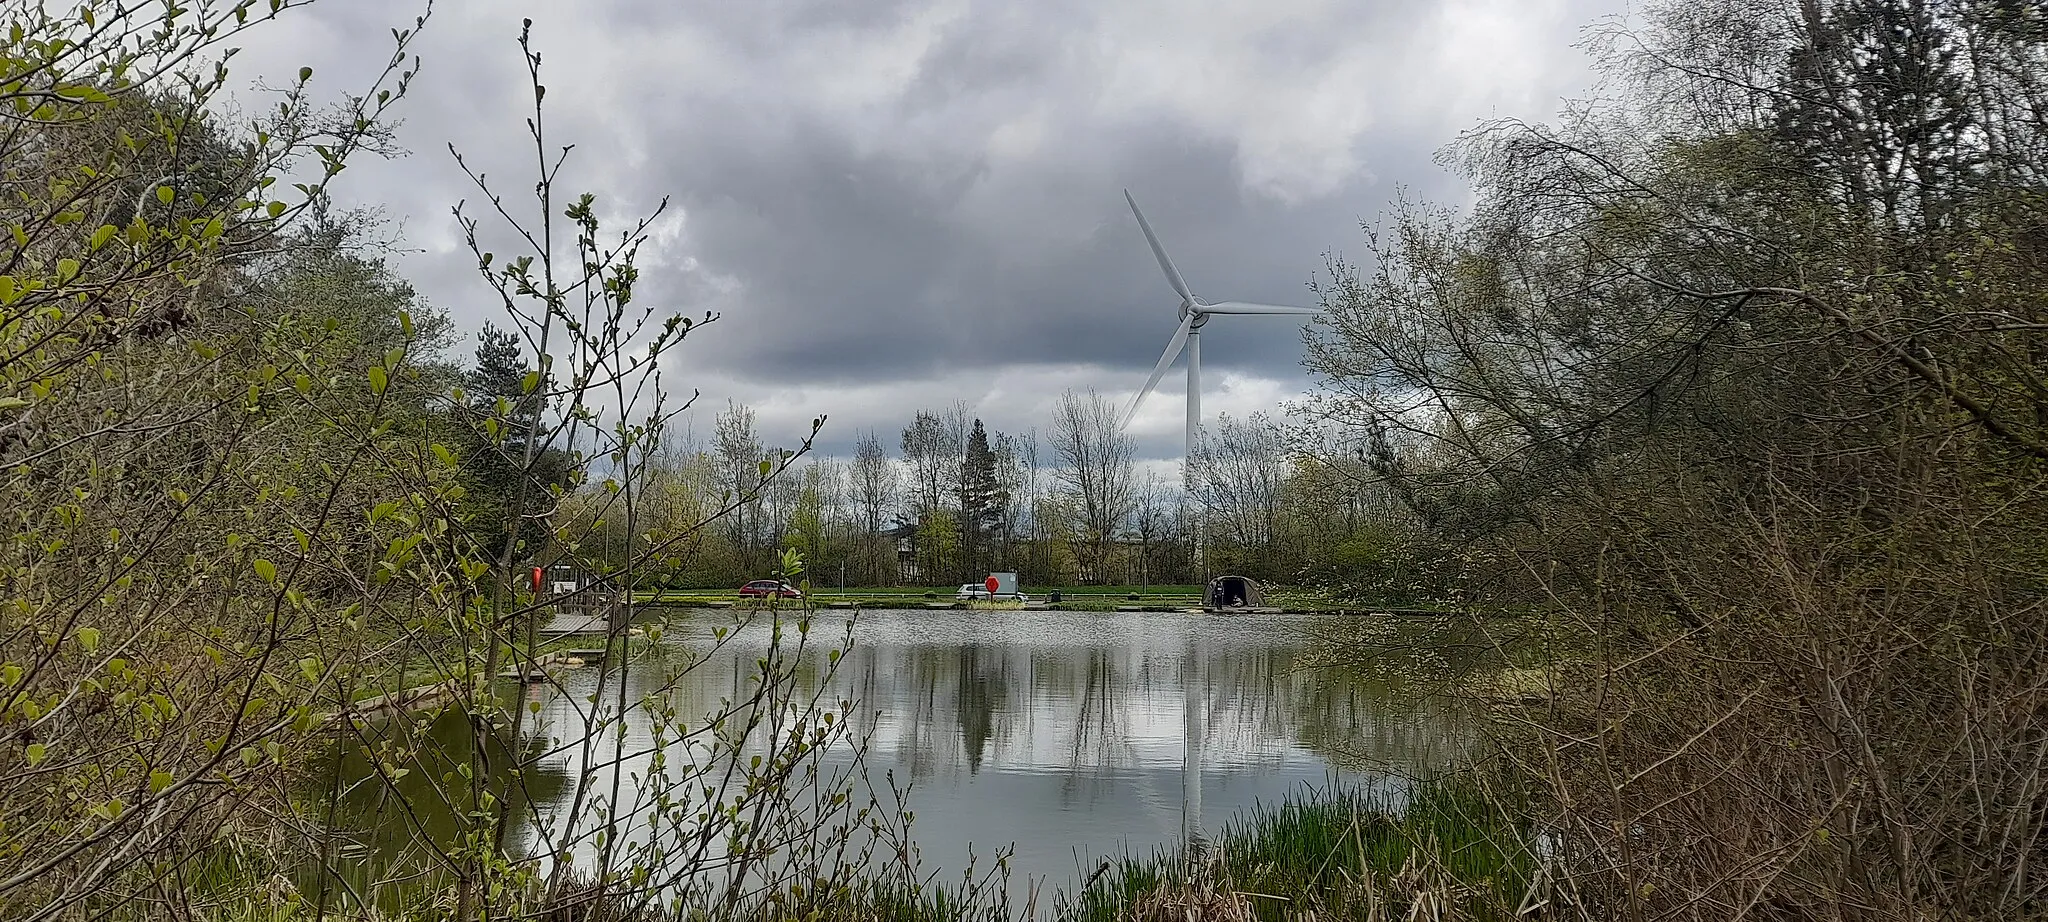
[1119,190,1321,432]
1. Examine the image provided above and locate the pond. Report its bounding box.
[313,607,1480,907]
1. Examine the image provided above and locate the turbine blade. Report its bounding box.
[1122,315,1195,429]
[1124,190,1192,302]
[1198,301,1323,315]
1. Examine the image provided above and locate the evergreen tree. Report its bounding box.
[468,323,529,403]
[462,323,571,563]
[959,420,1009,578]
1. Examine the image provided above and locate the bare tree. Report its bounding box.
[1049,389,1137,584]
[714,399,765,573]
[1129,471,1176,590]
[900,407,969,581]
[1018,428,1045,583]
[900,411,947,519]
[1186,412,1289,578]
[991,429,1027,573]
[852,431,897,584]
[940,402,974,581]
[763,445,801,552]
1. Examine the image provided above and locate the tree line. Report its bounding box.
[563,397,1414,592]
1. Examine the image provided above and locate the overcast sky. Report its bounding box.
[233,0,1623,460]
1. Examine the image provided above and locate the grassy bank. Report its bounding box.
[628,587,1443,614]
[1064,780,1537,922]
[337,633,641,693]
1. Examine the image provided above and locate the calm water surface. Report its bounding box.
[324,607,1476,901]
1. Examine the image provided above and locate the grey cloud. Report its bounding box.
[234,0,1617,456]
[647,117,1417,380]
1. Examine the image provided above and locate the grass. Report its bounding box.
[1065,780,1539,922]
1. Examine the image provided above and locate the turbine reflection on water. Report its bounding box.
[315,608,1482,902]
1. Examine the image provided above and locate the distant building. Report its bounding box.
[888,520,923,583]
[545,563,581,595]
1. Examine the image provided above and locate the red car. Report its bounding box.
[737,579,803,599]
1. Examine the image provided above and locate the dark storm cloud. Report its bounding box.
[235,0,1618,455]
[593,0,1413,382]
[646,119,1329,380]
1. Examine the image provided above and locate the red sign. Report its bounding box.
[985,576,1000,595]
[531,567,544,593]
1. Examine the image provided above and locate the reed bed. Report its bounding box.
[1065,780,1538,922]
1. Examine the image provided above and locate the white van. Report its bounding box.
[955,584,1028,602]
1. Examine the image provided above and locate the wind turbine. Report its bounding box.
[1118,190,1321,458]
[1117,190,1318,853]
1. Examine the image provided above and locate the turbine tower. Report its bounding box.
[1117,190,1318,852]
[1117,191,1321,458]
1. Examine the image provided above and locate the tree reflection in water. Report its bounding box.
[320,609,1480,901]
[306,698,570,911]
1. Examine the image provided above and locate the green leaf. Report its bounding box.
[521,370,540,394]
[298,66,313,82]
[156,185,174,205]
[298,657,320,684]
[252,559,276,583]
[240,747,262,768]
[759,458,773,478]
[266,201,286,219]
[149,770,174,793]
[55,258,79,283]
[89,224,116,249]
[367,366,387,395]
[76,627,100,652]
[24,744,45,767]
